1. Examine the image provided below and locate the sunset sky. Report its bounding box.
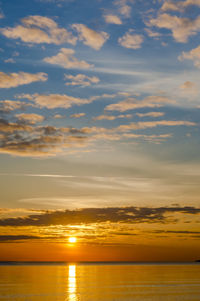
[0,0,200,261]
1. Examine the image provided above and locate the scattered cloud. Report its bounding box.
[146,13,200,43]
[21,93,95,109]
[44,48,93,69]
[117,120,196,131]
[72,24,109,50]
[70,113,85,118]
[53,114,65,119]
[136,112,165,118]
[4,58,15,64]
[93,114,132,121]
[0,10,4,19]
[179,81,199,98]
[179,45,200,68]
[104,14,122,25]
[114,0,132,18]
[15,113,45,124]
[0,119,89,157]
[118,30,144,49]
[64,74,99,86]
[161,0,200,12]
[0,71,47,88]
[0,100,31,112]
[0,15,76,45]
[105,96,175,112]
[145,28,161,38]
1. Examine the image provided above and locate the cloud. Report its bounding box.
[0,118,32,133]
[105,96,175,112]
[179,45,200,68]
[0,100,31,112]
[0,71,47,88]
[179,81,199,98]
[146,13,200,43]
[114,0,132,18]
[22,93,95,109]
[0,206,199,226]
[145,28,161,38]
[136,112,165,118]
[93,114,132,121]
[4,58,15,64]
[0,235,40,242]
[123,133,172,143]
[104,15,122,25]
[70,113,85,118]
[0,119,89,157]
[72,24,109,50]
[44,48,93,69]
[64,74,99,86]
[161,0,200,12]
[15,113,45,124]
[0,10,4,19]
[117,120,196,131]
[53,114,65,119]
[118,30,144,49]
[0,15,76,45]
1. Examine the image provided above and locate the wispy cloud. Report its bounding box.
[105,96,175,112]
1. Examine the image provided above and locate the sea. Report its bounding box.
[0,263,199,300]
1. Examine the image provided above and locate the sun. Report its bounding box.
[68,237,77,243]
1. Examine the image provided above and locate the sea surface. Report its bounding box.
[0,263,199,300]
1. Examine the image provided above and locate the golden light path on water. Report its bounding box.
[68,265,77,301]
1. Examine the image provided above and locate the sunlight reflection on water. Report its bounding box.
[67,265,77,301]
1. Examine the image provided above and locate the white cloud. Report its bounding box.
[44,48,93,69]
[16,113,45,124]
[72,24,109,50]
[0,10,4,19]
[70,113,86,118]
[4,58,15,64]
[1,15,76,45]
[0,71,47,88]
[136,112,165,118]
[117,120,196,131]
[179,45,200,67]
[118,30,143,49]
[93,114,132,121]
[146,13,200,43]
[64,74,99,86]
[179,81,199,98]
[104,15,122,25]
[22,93,94,109]
[0,100,31,112]
[105,96,175,112]
[161,0,200,12]
[114,0,132,18]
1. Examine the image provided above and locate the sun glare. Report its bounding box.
[68,237,77,243]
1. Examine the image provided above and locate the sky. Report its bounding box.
[0,0,200,261]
